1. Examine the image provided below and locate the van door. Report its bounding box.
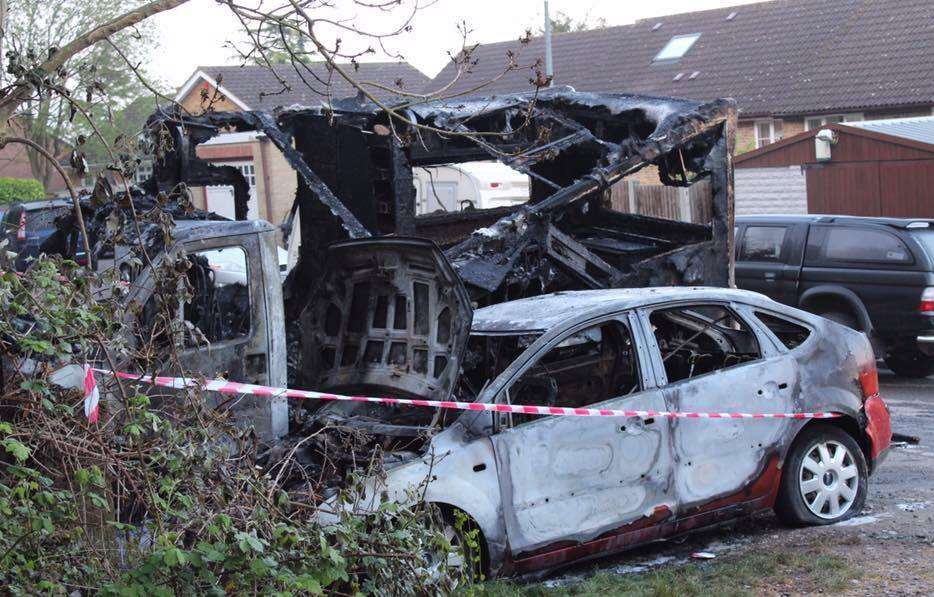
[131,231,287,439]
[801,224,928,336]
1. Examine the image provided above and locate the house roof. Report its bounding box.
[428,0,934,118]
[846,116,934,146]
[177,62,430,110]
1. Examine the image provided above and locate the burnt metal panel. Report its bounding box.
[144,88,736,314]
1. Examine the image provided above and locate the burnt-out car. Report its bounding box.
[289,239,891,578]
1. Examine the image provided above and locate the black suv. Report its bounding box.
[736,215,934,378]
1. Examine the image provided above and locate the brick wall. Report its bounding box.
[254,141,297,230]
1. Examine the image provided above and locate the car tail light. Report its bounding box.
[489,182,501,188]
[16,211,26,241]
[859,363,880,399]
[921,287,934,312]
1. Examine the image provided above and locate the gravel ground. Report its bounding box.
[531,368,934,595]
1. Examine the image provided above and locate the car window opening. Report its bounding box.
[651,305,761,383]
[506,321,640,426]
[458,332,540,403]
[754,311,812,350]
[184,248,251,344]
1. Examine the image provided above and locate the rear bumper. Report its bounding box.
[918,335,934,355]
[864,394,892,470]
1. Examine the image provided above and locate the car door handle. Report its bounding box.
[763,272,777,280]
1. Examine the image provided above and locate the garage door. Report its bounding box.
[206,161,259,220]
[805,162,881,216]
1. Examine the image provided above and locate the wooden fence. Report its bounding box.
[608,179,713,225]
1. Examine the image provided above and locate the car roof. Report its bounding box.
[1,199,73,215]
[172,218,277,242]
[736,214,934,230]
[471,287,772,333]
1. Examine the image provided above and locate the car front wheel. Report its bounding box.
[775,425,868,526]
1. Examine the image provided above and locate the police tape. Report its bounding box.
[85,368,841,422]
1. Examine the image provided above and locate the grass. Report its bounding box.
[468,549,862,596]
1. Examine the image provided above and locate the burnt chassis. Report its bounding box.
[145,88,738,316]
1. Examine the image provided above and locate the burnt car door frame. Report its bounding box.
[127,231,287,439]
[484,310,673,557]
[633,299,797,521]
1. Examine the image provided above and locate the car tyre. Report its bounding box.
[884,348,934,379]
[775,425,868,526]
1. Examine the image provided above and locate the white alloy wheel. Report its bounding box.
[798,439,859,519]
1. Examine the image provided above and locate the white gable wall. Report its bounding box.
[735,166,808,215]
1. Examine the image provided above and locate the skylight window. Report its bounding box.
[654,33,700,61]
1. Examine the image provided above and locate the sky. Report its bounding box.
[150,0,764,89]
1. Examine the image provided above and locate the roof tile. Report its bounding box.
[194,62,430,109]
[427,0,934,117]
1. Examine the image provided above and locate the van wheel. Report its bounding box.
[885,348,934,378]
[775,425,868,526]
[819,310,858,330]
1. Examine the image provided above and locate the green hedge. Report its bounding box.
[0,177,45,204]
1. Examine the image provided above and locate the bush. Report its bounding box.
[0,177,45,204]
[0,257,466,595]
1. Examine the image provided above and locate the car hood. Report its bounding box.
[303,237,473,404]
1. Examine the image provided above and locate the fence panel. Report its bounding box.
[608,179,712,224]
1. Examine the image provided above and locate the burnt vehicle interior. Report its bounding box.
[142,87,736,319]
[185,249,251,343]
[506,321,642,426]
[650,305,761,382]
[457,333,540,404]
[754,310,812,350]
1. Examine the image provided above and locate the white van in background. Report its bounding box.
[413,162,529,214]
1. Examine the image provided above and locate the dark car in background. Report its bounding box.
[736,215,934,377]
[0,200,87,269]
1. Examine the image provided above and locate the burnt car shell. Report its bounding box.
[312,288,890,578]
[298,237,473,432]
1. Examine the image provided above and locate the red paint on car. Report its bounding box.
[858,362,890,460]
[864,394,892,460]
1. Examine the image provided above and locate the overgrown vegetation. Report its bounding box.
[0,254,466,594]
[0,177,44,203]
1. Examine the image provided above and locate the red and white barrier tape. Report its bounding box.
[85,368,840,422]
[82,365,100,424]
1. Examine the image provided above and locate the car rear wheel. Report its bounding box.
[884,348,934,378]
[775,425,868,526]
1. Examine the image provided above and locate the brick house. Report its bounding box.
[173,62,429,229]
[427,0,934,156]
[0,118,76,195]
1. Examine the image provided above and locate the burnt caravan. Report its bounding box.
[145,88,737,306]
